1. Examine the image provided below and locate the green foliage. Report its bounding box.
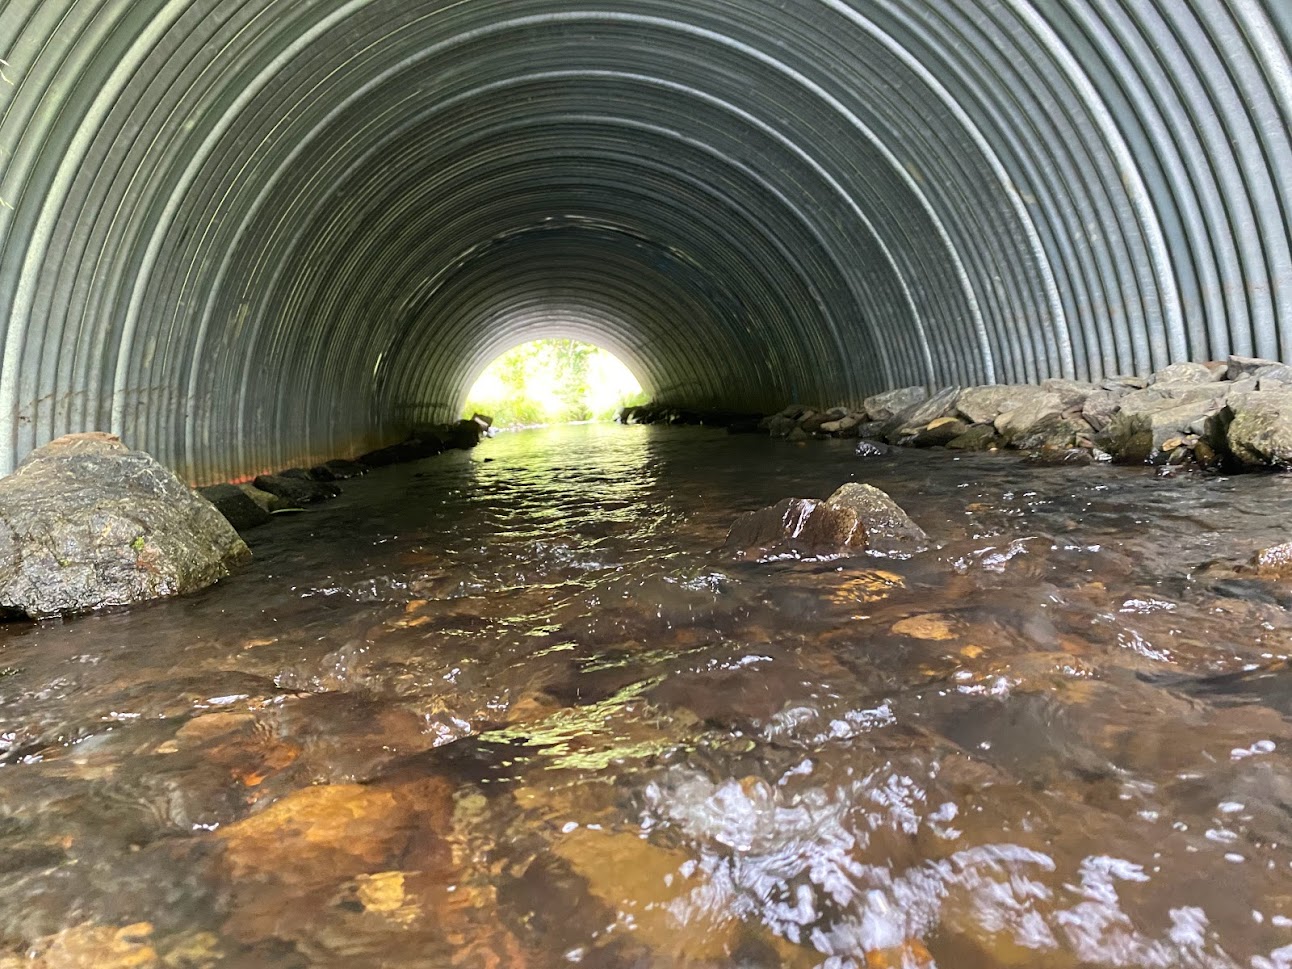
[463,339,647,428]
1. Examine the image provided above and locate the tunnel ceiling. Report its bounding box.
[1,0,1290,483]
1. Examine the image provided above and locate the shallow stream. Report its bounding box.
[3,424,1292,968]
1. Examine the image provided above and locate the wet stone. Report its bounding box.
[0,433,251,619]
[198,483,272,532]
[252,473,341,505]
[909,416,969,447]
[1253,543,1292,579]
[882,386,962,444]
[1227,390,1292,467]
[947,424,1001,451]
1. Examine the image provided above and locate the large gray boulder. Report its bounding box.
[956,385,1046,425]
[0,434,251,619]
[724,483,927,560]
[863,386,928,422]
[1227,390,1292,467]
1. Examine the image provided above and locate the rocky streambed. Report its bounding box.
[2,424,1292,967]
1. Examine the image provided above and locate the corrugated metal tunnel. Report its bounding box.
[1,0,1290,484]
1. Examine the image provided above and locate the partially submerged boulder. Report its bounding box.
[199,483,272,532]
[253,473,341,505]
[1227,390,1292,467]
[723,483,928,560]
[0,433,251,619]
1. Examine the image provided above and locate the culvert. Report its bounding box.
[1,1,1289,484]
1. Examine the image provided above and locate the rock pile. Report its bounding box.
[636,355,1292,470]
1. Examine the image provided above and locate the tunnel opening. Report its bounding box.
[460,337,647,429]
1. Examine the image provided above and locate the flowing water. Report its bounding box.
[4,424,1292,968]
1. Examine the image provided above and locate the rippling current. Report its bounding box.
[5,424,1292,968]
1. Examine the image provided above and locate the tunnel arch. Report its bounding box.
[0,0,1289,483]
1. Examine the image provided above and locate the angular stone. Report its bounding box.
[1255,364,1292,385]
[947,425,1002,451]
[909,416,969,447]
[863,386,928,422]
[992,392,1065,444]
[1228,354,1283,380]
[824,483,929,554]
[956,385,1049,425]
[1149,362,1225,384]
[882,386,961,444]
[820,414,861,435]
[1081,390,1122,432]
[724,484,927,559]
[0,433,251,619]
[253,473,341,505]
[1227,390,1292,467]
[1104,398,1229,463]
[1039,378,1100,409]
[199,483,272,532]
[1103,375,1149,391]
[239,483,292,513]
[724,497,865,559]
[1116,383,1226,417]
[1007,413,1090,451]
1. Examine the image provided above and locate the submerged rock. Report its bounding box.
[1252,542,1292,579]
[724,483,927,559]
[0,433,250,619]
[854,440,893,458]
[824,483,930,554]
[199,483,272,532]
[310,458,367,481]
[252,473,341,505]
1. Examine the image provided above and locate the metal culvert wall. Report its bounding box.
[1,1,1289,484]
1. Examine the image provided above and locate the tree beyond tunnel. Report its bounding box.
[462,339,646,428]
[0,1,1289,483]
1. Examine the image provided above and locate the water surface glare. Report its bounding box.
[3,424,1292,968]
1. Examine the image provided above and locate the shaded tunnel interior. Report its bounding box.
[1,0,1290,483]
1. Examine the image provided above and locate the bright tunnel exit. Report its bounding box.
[462,339,648,429]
